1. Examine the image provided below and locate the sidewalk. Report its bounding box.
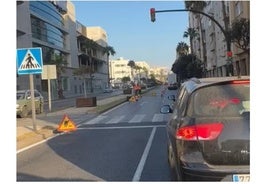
[16,94,129,151]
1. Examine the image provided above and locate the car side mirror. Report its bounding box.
[160,105,173,114]
[168,95,176,101]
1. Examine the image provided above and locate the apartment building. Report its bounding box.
[110,58,151,87]
[149,66,169,83]
[17,0,110,100]
[229,1,250,76]
[110,57,167,87]
[110,57,132,88]
[188,1,249,77]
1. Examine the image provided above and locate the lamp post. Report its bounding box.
[150,8,233,76]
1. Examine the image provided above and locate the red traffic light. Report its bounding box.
[150,8,156,22]
[227,51,232,57]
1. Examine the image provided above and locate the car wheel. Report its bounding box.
[36,104,41,114]
[40,103,44,113]
[20,106,28,118]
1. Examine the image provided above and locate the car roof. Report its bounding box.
[182,76,250,94]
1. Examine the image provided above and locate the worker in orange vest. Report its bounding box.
[133,83,139,96]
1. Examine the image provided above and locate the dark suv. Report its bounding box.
[160,76,250,181]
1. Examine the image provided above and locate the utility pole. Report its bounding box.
[150,8,234,76]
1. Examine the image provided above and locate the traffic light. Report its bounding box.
[150,8,156,22]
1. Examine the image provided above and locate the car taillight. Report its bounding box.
[176,123,224,141]
[231,80,250,84]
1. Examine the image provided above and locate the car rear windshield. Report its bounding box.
[190,83,250,117]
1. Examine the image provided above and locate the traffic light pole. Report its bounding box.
[151,8,234,76]
[152,9,231,52]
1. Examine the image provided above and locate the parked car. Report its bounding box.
[160,76,250,181]
[103,87,113,93]
[17,89,44,118]
[167,83,178,90]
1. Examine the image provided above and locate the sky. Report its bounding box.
[72,0,189,70]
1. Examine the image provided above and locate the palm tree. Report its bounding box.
[176,41,189,56]
[183,27,199,54]
[134,65,142,82]
[185,1,207,11]
[103,45,116,87]
[185,0,207,73]
[127,60,135,81]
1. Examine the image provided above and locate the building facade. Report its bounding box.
[17,0,110,100]
[188,1,249,77]
[110,57,167,87]
[229,1,250,76]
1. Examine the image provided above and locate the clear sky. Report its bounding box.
[72,0,190,70]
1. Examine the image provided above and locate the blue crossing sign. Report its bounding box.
[17,48,43,75]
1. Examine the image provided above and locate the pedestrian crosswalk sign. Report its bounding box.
[57,114,77,132]
[17,47,43,75]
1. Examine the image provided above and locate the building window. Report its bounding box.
[31,17,65,48]
[61,77,69,91]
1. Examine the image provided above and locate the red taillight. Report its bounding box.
[231,80,250,84]
[176,123,224,141]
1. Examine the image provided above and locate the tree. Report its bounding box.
[183,27,199,53]
[230,18,250,53]
[73,66,94,98]
[185,1,207,68]
[103,45,116,87]
[47,53,68,99]
[172,54,203,82]
[185,0,207,11]
[127,60,135,81]
[133,65,142,82]
[176,41,189,56]
[121,76,131,84]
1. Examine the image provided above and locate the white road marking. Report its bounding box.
[132,127,157,181]
[102,102,127,115]
[105,115,125,124]
[152,113,164,122]
[129,114,146,123]
[83,115,106,125]
[78,125,165,130]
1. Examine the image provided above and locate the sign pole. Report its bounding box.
[17,47,43,132]
[41,65,57,111]
[29,74,37,131]
[48,76,52,112]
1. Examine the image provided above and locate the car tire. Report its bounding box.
[20,106,28,118]
[36,104,41,114]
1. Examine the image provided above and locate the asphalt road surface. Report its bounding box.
[17,87,177,181]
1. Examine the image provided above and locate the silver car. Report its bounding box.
[16,89,44,118]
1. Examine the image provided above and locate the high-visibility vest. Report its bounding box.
[133,85,139,90]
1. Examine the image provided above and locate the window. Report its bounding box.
[61,77,69,91]
[192,84,249,117]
